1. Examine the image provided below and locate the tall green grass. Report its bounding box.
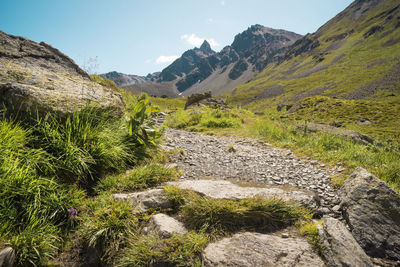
[0,93,160,265]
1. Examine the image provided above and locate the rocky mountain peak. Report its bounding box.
[200,40,213,54]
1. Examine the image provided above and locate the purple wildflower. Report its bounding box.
[69,207,77,217]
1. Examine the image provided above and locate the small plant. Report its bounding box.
[299,221,323,254]
[228,144,236,153]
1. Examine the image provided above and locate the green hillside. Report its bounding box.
[225,0,400,142]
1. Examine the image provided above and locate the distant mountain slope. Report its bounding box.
[102,25,302,97]
[227,0,400,108]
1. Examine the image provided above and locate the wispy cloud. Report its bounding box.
[180,33,220,48]
[145,59,151,64]
[155,55,179,64]
[220,0,225,6]
[206,18,214,24]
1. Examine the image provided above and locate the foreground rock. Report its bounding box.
[202,232,324,267]
[340,167,400,261]
[0,247,15,267]
[113,189,172,212]
[319,217,373,266]
[168,179,318,208]
[143,213,187,238]
[0,30,125,117]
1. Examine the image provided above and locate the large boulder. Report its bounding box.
[339,167,400,261]
[0,30,125,117]
[167,179,318,208]
[319,217,373,266]
[202,232,324,266]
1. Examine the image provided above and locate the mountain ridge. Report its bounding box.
[101,25,302,97]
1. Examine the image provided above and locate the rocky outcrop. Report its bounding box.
[319,217,373,266]
[184,91,212,109]
[0,247,15,267]
[143,213,187,238]
[0,30,125,117]
[167,179,318,209]
[113,188,172,212]
[202,232,324,266]
[301,122,374,145]
[339,167,400,261]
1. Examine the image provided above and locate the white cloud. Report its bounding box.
[145,59,151,64]
[180,33,220,48]
[206,18,213,24]
[221,0,225,6]
[155,55,179,64]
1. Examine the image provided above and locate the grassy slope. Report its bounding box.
[224,0,400,142]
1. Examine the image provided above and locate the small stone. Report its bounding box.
[332,205,341,213]
[0,247,15,267]
[281,233,289,238]
[144,213,187,238]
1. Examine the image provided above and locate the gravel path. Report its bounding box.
[163,128,341,215]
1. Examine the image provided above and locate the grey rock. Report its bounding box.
[319,217,373,266]
[340,167,400,261]
[0,30,125,118]
[167,179,318,208]
[143,213,187,238]
[202,232,324,267]
[0,247,15,267]
[300,123,374,145]
[113,188,172,212]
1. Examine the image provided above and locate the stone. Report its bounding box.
[113,188,172,212]
[0,30,125,118]
[143,213,187,238]
[299,123,374,145]
[0,247,15,267]
[202,232,324,267]
[319,217,373,266]
[339,167,400,261]
[167,179,318,208]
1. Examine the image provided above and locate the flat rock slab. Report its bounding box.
[202,232,324,267]
[340,167,400,261]
[113,188,172,212]
[143,213,187,238]
[319,217,373,266]
[167,179,318,208]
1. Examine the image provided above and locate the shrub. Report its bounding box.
[118,232,209,267]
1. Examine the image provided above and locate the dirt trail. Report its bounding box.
[163,127,342,216]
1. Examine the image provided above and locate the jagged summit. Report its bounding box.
[200,40,213,54]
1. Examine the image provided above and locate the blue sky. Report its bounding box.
[0,0,353,76]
